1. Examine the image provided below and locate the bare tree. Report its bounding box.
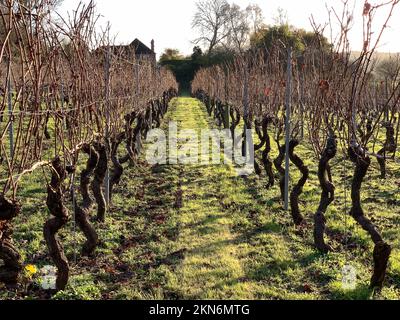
[192,1,266,54]
[273,7,289,26]
[246,4,264,34]
[226,3,250,53]
[192,0,230,54]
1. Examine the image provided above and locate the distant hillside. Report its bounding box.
[351,51,400,62]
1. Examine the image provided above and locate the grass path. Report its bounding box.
[163,97,253,299]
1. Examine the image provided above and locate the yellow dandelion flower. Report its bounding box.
[25,264,38,275]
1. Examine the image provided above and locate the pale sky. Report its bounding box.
[59,0,400,58]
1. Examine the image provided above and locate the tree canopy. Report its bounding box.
[159,48,185,63]
[250,24,331,54]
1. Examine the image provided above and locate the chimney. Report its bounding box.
[151,39,155,52]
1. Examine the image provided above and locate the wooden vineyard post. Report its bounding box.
[104,43,111,208]
[284,47,293,211]
[71,171,77,264]
[60,83,67,130]
[224,73,230,130]
[7,73,13,159]
[242,66,249,157]
[135,63,141,155]
[299,55,305,140]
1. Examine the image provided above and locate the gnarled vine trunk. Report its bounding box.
[254,120,266,177]
[91,143,108,222]
[121,112,136,164]
[81,145,99,208]
[153,100,162,128]
[262,135,274,189]
[215,101,224,127]
[0,196,22,284]
[258,117,274,188]
[110,133,125,200]
[75,144,99,256]
[44,158,69,291]
[377,124,396,179]
[288,139,309,225]
[349,145,391,289]
[133,114,145,157]
[230,107,241,144]
[143,106,152,140]
[314,135,337,253]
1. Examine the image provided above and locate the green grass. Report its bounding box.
[0,97,399,300]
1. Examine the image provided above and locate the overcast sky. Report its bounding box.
[59,0,400,57]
